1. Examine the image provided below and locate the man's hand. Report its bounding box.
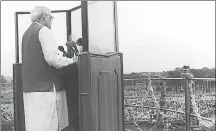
[66,41,76,48]
[71,56,78,63]
[66,41,79,56]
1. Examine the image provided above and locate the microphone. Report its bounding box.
[66,37,83,57]
[58,46,67,57]
[72,41,79,53]
[66,41,79,56]
[76,38,82,46]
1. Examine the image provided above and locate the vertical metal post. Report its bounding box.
[13,64,26,131]
[13,12,19,131]
[0,13,1,130]
[66,11,73,58]
[120,54,125,131]
[159,77,166,114]
[66,11,72,41]
[81,1,89,52]
[182,66,191,131]
[15,13,19,63]
[114,1,119,52]
[13,65,17,131]
[0,7,1,129]
[202,83,204,93]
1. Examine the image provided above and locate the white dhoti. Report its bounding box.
[23,86,69,131]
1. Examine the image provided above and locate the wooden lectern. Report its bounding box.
[62,52,124,131]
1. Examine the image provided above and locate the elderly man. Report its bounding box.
[21,6,76,131]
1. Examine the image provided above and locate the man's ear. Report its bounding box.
[40,14,46,21]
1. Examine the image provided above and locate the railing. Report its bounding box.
[123,66,215,131]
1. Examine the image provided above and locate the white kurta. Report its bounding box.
[23,22,76,131]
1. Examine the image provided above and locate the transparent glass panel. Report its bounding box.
[51,12,67,49]
[88,1,116,53]
[70,8,82,46]
[17,14,31,63]
[17,12,67,63]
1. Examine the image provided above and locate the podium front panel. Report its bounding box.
[78,52,124,131]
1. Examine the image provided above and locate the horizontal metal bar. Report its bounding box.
[124,105,214,122]
[91,52,123,57]
[124,78,215,81]
[125,96,184,99]
[52,10,69,13]
[124,78,183,81]
[125,104,185,114]
[125,96,152,99]
[16,12,30,14]
[191,78,216,80]
[69,5,81,12]
[16,10,68,15]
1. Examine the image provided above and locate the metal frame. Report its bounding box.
[114,1,119,52]
[69,5,81,12]
[13,64,26,131]
[69,5,82,40]
[120,54,125,131]
[80,1,119,53]
[15,13,19,63]
[14,1,120,63]
[66,11,72,41]
[183,76,191,131]
[124,78,216,81]
[16,10,70,14]
[81,1,89,52]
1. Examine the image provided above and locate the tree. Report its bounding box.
[0,75,7,84]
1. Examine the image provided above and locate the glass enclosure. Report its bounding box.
[70,8,82,43]
[15,1,118,63]
[88,1,116,53]
[51,12,67,50]
[17,14,31,63]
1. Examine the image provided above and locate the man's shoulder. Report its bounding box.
[23,23,43,38]
[30,23,44,29]
[30,22,49,33]
[39,25,50,32]
[38,26,52,37]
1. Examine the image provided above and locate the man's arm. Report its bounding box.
[38,26,77,69]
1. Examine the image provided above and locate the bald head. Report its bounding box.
[30,6,53,29]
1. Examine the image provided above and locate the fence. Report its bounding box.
[123,67,215,131]
[1,81,14,131]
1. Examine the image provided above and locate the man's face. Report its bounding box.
[43,13,54,29]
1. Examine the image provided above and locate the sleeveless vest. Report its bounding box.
[22,23,64,92]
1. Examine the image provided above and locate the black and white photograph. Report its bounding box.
[0,1,215,131]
